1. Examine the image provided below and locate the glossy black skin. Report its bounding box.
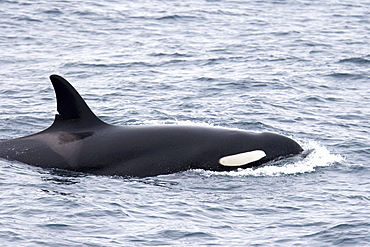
[0,75,303,177]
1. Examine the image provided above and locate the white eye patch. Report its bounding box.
[219,150,266,167]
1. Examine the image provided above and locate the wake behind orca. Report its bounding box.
[0,75,303,177]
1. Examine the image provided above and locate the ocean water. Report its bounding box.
[0,0,369,246]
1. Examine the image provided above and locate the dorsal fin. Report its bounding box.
[49,75,106,127]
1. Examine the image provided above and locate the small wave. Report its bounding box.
[132,229,216,243]
[326,72,363,79]
[15,16,42,22]
[305,96,325,102]
[304,222,370,245]
[196,140,344,177]
[150,52,192,58]
[155,15,199,21]
[338,57,370,64]
[43,8,63,15]
[62,61,155,69]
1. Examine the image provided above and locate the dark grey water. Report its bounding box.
[0,0,369,246]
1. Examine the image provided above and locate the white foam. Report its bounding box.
[196,140,344,177]
[128,119,217,127]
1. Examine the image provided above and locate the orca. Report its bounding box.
[0,75,303,177]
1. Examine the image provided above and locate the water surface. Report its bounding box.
[0,0,369,246]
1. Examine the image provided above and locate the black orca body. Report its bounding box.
[0,75,303,177]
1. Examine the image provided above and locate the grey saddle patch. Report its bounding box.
[58,132,94,144]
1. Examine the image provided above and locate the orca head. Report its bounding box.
[219,132,303,167]
[261,132,304,162]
